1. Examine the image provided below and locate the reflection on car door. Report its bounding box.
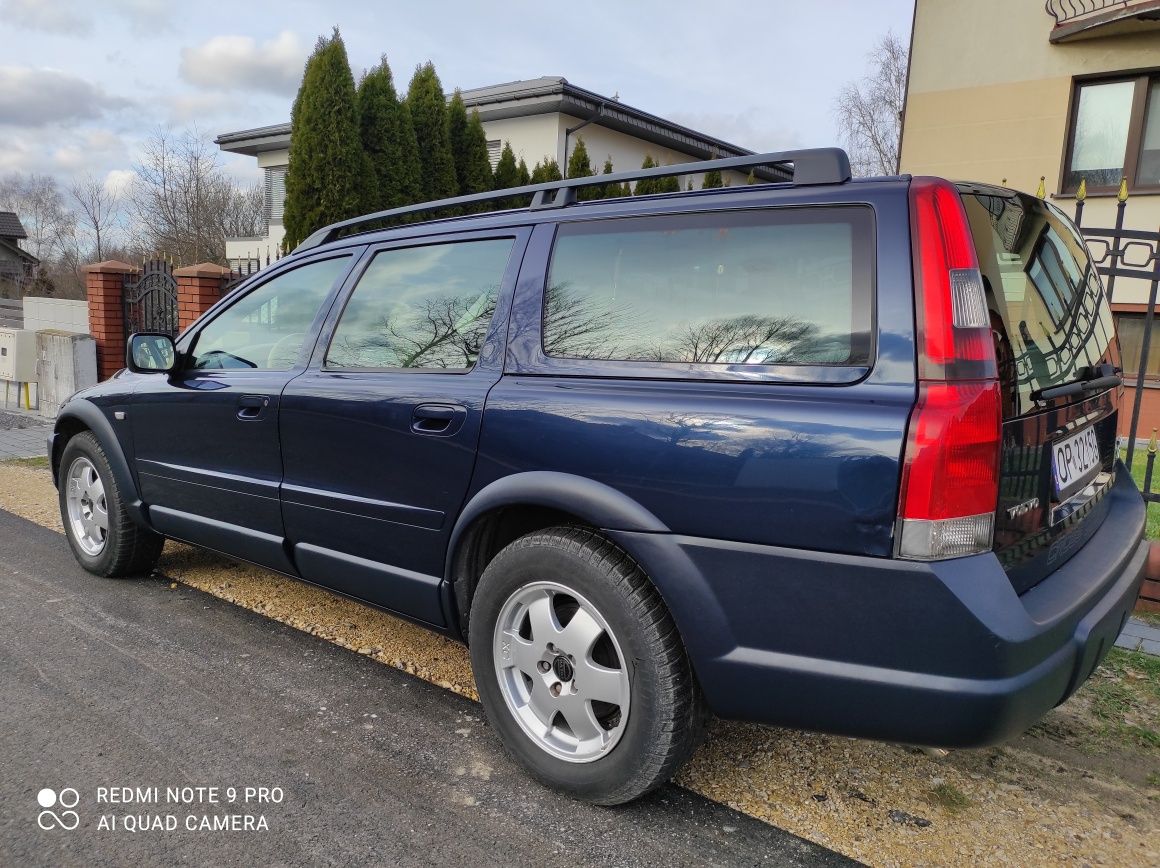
[131,254,355,572]
[278,230,530,625]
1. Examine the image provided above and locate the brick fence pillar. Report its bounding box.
[83,260,136,381]
[175,263,232,333]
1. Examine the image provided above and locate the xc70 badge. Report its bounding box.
[1006,498,1039,519]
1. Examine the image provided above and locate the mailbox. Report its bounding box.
[0,327,37,382]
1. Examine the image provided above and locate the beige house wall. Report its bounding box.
[562,117,749,188]
[480,114,563,168]
[900,0,1160,303]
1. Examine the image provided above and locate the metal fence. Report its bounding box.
[1069,180,1160,504]
[123,259,179,337]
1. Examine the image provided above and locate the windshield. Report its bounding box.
[961,189,1119,418]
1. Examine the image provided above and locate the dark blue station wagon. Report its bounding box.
[51,150,1147,804]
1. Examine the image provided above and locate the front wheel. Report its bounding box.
[468,526,706,805]
[58,431,164,577]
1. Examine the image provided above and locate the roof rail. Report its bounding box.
[294,147,851,253]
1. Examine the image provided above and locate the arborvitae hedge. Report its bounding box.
[461,109,494,210]
[406,62,458,205]
[283,29,367,248]
[357,56,421,214]
[530,158,563,184]
[633,155,659,195]
[701,169,723,189]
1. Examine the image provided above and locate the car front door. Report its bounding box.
[131,253,357,572]
[278,228,530,625]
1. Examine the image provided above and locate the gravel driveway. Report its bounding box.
[1,461,1156,866]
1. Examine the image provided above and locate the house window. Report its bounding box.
[1063,73,1160,193]
[264,167,287,223]
[486,140,501,171]
[1115,313,1160,379]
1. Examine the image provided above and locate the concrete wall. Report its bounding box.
[22,297,89,334]
[901,0,1160,300]
[35,330,96,418]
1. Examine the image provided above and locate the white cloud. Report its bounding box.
[0,66,131,127]
[0,126,131,178]
[179,31,306,96]
[1,0,90,35]
[104,168,136,196]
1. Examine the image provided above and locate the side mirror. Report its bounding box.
[126,333,177,374]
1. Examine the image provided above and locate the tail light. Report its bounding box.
[897,178,1001,560]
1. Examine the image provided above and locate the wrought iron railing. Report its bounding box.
[1069,178,1160,503]
[1045,0,1136,25]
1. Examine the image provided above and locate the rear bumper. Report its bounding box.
[608,466,1146,747]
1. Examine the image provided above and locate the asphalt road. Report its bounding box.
[0,508,854,868]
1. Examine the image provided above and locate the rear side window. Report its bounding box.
[962,191,1118,417]
[543,208,873,368]
[326,238,514,370]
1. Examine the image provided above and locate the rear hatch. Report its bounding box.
[959,186,1122,593]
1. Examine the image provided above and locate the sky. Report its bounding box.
[0,0,915,195]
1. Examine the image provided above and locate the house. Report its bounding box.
[0,212,39,294]
[215,76,762,267]
[899,0,1160,434]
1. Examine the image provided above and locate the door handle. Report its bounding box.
[411,403,466,436]
[237,395,269,420]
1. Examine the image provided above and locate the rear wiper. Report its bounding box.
[1032,363,1122,402]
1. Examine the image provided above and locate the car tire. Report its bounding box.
[58,431,164,578]
[468,525,707,805]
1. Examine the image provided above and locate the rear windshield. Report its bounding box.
[544,208,874,368]
[961,190,1118,418]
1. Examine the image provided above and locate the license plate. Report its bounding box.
[1052,426,1101,494]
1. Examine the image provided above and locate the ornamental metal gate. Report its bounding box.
[122,259,178,338]
[1071,185,1160,504]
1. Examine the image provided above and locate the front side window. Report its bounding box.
[326,238,514,370]
[188,256,350,371]
[1064,74,1160,192]
[542,209,873,368]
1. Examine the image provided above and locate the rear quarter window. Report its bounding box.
[542,208,874,373]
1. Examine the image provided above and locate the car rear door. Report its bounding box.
[277,227,531,625]
[961,187,1123,592]
[131,253,357,573]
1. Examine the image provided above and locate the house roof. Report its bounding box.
[215,77,758,163]
[0,212,27,240]
[0,236,38,265]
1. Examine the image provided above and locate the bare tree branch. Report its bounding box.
[69,173,120,262]
[834,31,908,177]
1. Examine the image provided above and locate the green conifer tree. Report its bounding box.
[701,169,724,189]
[491,141,521,208]
[357,56,421,214]
[566,136,596,200]
[517,158,530,186]
[461,109,494,211]
[447,91,469,192]
[405,62,458,204]
[633,155,659,195]
[283,29,367,249]
[530,158,563,184]
[746,170,757,184]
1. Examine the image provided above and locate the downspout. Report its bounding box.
[563,101,608,175]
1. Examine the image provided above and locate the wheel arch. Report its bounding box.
[443,472,669,639]
[53,401,147,525]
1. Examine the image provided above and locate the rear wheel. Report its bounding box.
[58,432,163,577]
[468,526,706,805]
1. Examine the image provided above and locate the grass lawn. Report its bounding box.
[1122,449,1160,540]
[1,455,50,470]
